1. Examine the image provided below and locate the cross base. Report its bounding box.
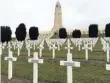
[60,61,80,67]
[106,64,110,70]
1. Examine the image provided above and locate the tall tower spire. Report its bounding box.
[52,1,63,32]
[47,1,63,39]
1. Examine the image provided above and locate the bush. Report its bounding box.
[15,23,27,41]
[88,24,98,37]
[59,28,67,38]
[29,26,39,40]
[105,23,110,37]
[1,26,12,43]
[72,29,81,38]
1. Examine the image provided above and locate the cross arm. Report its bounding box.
[4,57,17,61]
[60,61,80,67]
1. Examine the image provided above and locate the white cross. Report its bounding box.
[4,51,17,79]
[56,41,61,51]
[50,43,57,59]
[0,43,2,56]
[102,41,107,52]
[33,41,36,50]
[82,43,91,60]
[16,42,23,56]
[11,41,16,50]
[89,40,93,52]
[60,53,80,83]
[77,41,82,51]
[7,42,12,55]
[26,43,32,57]
[37,44,44,57]
[65,39,73,53]
[106,43,110,62]
[28,52,43,83]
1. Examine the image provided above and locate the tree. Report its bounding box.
[29,26,39,40]
[72,29,81,38]
[88,24,98,37]
[59,28,67,38]
[5,26,12,42]
[105,23,110,37]
[15,23,27,41]
[1,26,12,43]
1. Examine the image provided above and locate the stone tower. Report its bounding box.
[52,1,62,32]
[47,1,63,38]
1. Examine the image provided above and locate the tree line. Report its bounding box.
[1,23,110,43]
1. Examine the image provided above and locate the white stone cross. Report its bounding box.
[4,51,17,79]
[102,41,107,52]
[65,39,73,53]
[60,53,80,83]
[37,44,44,57]
[82,43,91,60]
[33,40,36,50]
[11,41,16,50]
[7,42,12,55]
[106,43,110,62]
[28,52,43,83]
[50,43,57,59]
[77,41,82,51]
[0,43,3,56]
[26,43,32,57]
[16,41,23,56]
[56,41,61,51]
[89,40,93,52]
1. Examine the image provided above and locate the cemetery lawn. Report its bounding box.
[1,38,110,83]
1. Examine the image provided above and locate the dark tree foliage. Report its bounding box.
[15,23,27,41]
[105,23,110,37]
[88,24,98,37]
[1,26,12,43]
[29,26,39,40]
[72,29,81,38]
[59,28,67,38]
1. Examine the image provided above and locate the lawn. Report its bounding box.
[1,37,110,83]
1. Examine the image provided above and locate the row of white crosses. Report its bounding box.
[29,51,80,83]
[46,39,66,59]
[4,50,80,83]
[26,39,42,50]
[101,37,110,70]
[71,38,98,52]
[101,38,110,62]
[71,38,98,60]
[0,42,7,56]
[71,38,83,51]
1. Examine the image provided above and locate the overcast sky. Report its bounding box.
[1,0,110,36]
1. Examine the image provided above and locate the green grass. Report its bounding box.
[1,37,110,83]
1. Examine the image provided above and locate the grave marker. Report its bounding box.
[60,53,80,83]
[50,43,57,59]
[38,44,44,57]
[28,52,43,83]
[65,39,73,53]
[4,51,17,79]
[82,43,91,60]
